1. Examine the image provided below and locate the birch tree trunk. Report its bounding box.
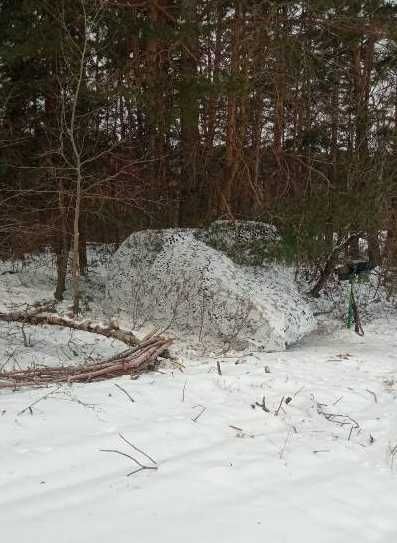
[64,1,89,316]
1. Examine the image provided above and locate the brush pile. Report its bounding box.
[0,336,172,389]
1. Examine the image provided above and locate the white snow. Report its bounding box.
[1,247,397,543]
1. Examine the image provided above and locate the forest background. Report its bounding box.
[1,0,397,303]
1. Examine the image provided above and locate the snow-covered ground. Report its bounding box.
[1,248,397,543]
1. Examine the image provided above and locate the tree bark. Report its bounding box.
[54,181,70,302]
[0,306,140,346]
[219,1,241,216]
[178,0,200,225]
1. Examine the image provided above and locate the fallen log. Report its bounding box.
[0,304,139,346]
[0,301,56,321]
[0,302,173,388]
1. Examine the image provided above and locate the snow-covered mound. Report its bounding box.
[104,222,315,351]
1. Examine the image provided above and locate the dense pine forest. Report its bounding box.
[1,1,397,275]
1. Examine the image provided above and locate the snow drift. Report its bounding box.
[104,221,314,351]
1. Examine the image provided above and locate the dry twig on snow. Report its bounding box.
[114,383,135,403]
[17,386,63,415]
[315,401,360,440]
[100,433,158,477]
[191,404,207,423]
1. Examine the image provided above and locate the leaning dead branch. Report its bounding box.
[0,336,173,388]
[309,233,362,298]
